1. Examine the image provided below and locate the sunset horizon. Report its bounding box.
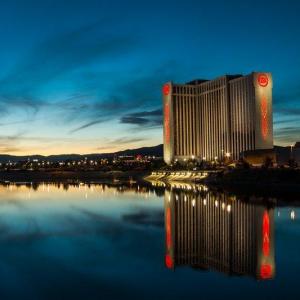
[0,1,299,156]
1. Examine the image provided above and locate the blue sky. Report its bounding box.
[0,0,299,155]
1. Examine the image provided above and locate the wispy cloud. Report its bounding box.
[64,63,178,134]
[69,118,107,133]
[120,109,162,127]
[0,21,138,133]
[273,118,300,125]
[110,137,146,144]
[0,14,180,154]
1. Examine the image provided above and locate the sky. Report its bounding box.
[0,0,299,155]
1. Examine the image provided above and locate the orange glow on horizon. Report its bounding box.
[0,140,161,156]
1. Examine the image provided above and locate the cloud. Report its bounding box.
[127,110,162,117]
[110,137,146,144]
[0,21,138,128]
[120,109,162,127]
[0,15,181,154]
[275,127,300,136]
[0,146,22,153]
[277,108,300,116]
[63,62,175,134]
[0,119,36,127]
[69,118,107,133]
[0,95,42,120]
[273,118,300,125]
[94,137,146,151]
[274,126,300,144]
[121,116,149,125]
[0,131,27,153]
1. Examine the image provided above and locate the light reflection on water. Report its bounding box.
[0,182,299,299]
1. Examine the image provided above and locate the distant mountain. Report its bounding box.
[0,144,163,163]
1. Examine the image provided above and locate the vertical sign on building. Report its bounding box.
[163,82,174,164]
[253,72,273,149]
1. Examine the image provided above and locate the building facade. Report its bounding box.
[163,72,273,164]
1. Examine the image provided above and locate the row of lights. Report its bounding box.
[177,152,231,162]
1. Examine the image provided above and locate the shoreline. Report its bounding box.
[0,170,148,184]
[1,169,300,200]
[145,168,300,200]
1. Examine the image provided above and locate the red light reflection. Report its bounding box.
[260,264,272,279]
[262,211,270,257]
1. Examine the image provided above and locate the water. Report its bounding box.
[0,182,299,299]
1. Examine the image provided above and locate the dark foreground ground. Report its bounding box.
[205,168,300,200]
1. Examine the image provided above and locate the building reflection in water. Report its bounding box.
[164,185,275,280]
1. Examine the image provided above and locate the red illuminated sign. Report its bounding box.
[261,95,268,140]
[163,84,171,96]
[262,211,270,257]
[164,103,170,144]
[258,74,269,87]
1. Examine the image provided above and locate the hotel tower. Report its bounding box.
[163,72,273,164]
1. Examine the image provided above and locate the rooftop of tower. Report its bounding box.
[185,74,243,85]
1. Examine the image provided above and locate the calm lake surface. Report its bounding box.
[0,182,299,299]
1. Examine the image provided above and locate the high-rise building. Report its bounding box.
[163,72,273,164]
